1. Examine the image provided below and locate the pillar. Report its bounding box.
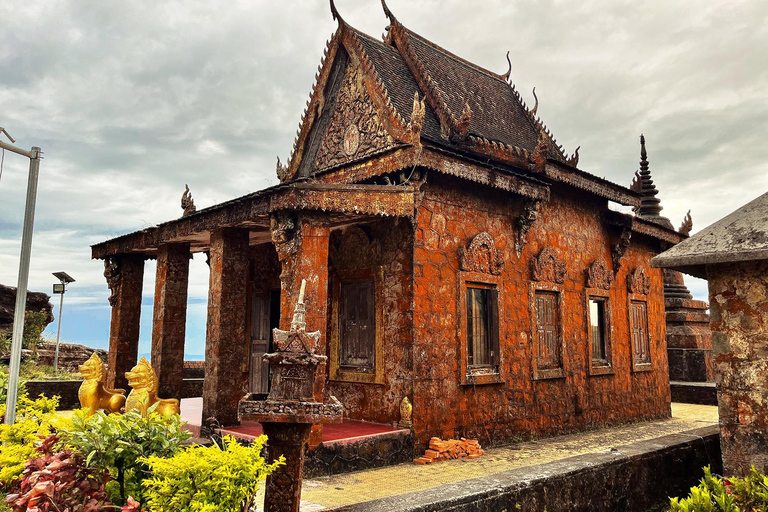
[203,228,250,426]
[262,422,312,512]
[708,260,768,475]
[151,243,190,399]
[274,215,330,446]
[107,254,145,391]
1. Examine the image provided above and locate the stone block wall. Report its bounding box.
[411,176,671,448]
[708,260,768,475]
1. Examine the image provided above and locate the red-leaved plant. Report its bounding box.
[5,434,110,512]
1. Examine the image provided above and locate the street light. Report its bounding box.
[51,272,75,375]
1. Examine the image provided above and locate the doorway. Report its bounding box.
[250,289,280,393]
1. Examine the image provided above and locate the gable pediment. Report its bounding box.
[314,63,397,173]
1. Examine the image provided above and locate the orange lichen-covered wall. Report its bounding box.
[411,175,670,448]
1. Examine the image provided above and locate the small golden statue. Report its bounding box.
[125,358,180,417]
[399,396,413,428]
[78,353,126,416]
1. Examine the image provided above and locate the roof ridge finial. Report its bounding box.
[502,51,512,81]
[330,0,345,25]
[381,0,397,23]
[635,134,670,226]
[530,87,538,116]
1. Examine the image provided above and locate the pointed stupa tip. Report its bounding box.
[290,279,308,332]
[635,133,673,229]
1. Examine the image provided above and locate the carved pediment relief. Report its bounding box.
[330,226,380,271]
[314,64,396,172]
[459,232,505,275]
[531,246,566,284]
[627,266,652,295]
[586,256,614,290]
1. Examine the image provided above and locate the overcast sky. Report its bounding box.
[1,0,766,358]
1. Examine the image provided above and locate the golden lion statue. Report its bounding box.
[125,357,180,417]
[78,353,126,416]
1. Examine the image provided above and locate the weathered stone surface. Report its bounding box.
[203,228,250,426]
[0,283,54,331]
[34,342,107,371]
[25,379,81,409]
[670,381,718,406]
[708,260,768,475]
[107,255,144,391]
[262,422,312,512]
[411,175,670,450]
[304,429,414,477]
[151,243,190,399]
[333,425,721,512]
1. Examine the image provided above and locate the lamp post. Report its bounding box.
[1,127,42,425]
[52,272,75,375]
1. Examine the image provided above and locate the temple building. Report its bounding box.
[92,2,689,450]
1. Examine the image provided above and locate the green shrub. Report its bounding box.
[668,466,768,512]
[60,407,190,505]
[0,396,62,488]
[141,435,283,512]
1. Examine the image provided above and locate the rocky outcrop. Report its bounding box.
[34,342,107,372]
[0,283,54,331]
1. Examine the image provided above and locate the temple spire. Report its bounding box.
[635,134,673,229]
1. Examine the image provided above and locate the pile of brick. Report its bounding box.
[413,437,484,464]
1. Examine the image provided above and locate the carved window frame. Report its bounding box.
[459,271,503,386]
[628,295,652,372]
[329,266,384,385]
[585,288,614,376]
[529,282,565,380]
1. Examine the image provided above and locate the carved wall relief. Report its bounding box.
[314,64,395,171]
[270,211,299,262]
[329,226,380,271]
[531,246,566,284]
[627,266,652,295]
[104,257,122,306]
[459,232,505,275]
[586,256,614,290]
[611,227,632,273]
[515,199,542,256]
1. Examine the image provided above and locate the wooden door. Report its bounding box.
[250,291,271,393]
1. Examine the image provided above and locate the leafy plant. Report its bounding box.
[5,434,109,512]
[668,466,768,512]
[60,407,190,505]
[140,435,283,512]
[0,396,62,488]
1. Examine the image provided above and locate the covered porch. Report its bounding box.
[91,182,416,433]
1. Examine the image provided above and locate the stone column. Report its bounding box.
[106,254,145,391]
[203,228,250,426]
[271,213,331,446]
[262,423,312,512]
[151,243,191,399]
[708,260,768,475]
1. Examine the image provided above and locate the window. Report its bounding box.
[630,300,651,367]
[330,271,382,384]
[587,295,612,374]
[535,290,561,371]
[466,285,499,368]
[339,279,375,371]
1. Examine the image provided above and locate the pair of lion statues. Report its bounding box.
[78,353,180,417]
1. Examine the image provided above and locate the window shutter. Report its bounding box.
[489,287,500,366]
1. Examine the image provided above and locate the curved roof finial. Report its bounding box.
[502,51,512,81]
[381,0,397,23]
[530,87,538,116]
[330,0,345,25]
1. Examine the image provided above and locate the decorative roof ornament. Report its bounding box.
[181,184,196,217]
[530,87,538,116]
[276,156,288,181]
[502,51,512,81]
[330,0,346,25]
[407,92,426,145]
[635,134,674,229]
[381,0,397,23]
[679,210,693,236]
[455,101,472,139]
[630,170,641,193]
[566,146,580,167]
[531,129,548,172]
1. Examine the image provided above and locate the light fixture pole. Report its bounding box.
[52,272,75,375]
[1,129,42,425]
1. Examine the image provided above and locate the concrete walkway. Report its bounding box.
[283,403,718,511]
